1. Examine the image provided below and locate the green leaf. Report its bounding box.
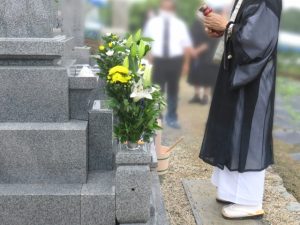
[138,40,146,59]
[123,56,129,68]
[126,35,133,48]
[131,43,138,57]
[134,29,142,41]
[114,46,126,52]
[141,37,154,42]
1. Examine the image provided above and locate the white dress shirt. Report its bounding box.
[144,10,192,58]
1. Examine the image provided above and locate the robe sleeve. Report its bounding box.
[229,1,279,89]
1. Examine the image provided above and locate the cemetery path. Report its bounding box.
[160,79,300,225]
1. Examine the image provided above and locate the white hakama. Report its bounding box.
[211,167,265,207]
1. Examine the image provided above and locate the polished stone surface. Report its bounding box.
[116,166,151,224]
[81,171,116,225]
[88,108,114,170]
[62,0,85,46]
[0,67,69,122]
[0,0,53,38]
[0,120,88,184]
[69,76,99,120]
[0,36,73,60]
[0,183,81,225]
[116,144,152,166]
[73,47,91,64]
[0,171,117,225]
[69,76,98,90]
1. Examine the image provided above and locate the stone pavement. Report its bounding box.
[274,95,300,145]
[274,90,300,161]
[182,180,265,225]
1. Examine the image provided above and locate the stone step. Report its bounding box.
[183,180,264,225]
[0,120,88,184]
[0,170,116,225]
[0,67,69,122]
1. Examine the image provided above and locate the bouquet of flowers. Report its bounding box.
[96,31,165,147]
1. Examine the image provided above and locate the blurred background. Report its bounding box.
[57,0,300,205]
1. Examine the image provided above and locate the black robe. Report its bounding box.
[188,20,219,87]
[200,0,282,172]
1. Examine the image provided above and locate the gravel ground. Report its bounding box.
[160,80,300,225]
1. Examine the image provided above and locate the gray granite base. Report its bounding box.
[81,171,116,225]
[119,172,169,225]
[0,66,69,122]
[0,120,88,184]
[0,171,116,225]
[116,166,151,224]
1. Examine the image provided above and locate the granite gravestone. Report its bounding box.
[0,0,53,38]
[0,1,169,224]
[62,0,85,46]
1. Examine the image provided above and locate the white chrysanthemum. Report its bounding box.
[106,33,112,36]
[106,50,114,56]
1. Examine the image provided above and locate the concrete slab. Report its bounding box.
[273,130,300,145]
[182,179,265,225]
[289,153,300,161]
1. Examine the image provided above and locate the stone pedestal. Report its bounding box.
[88,101,114,170]
[116,144,152,224]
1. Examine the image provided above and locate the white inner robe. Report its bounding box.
[211,167,265,206]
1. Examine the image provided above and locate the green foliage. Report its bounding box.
[276,77,300,122]
[129,0,202,31]
[278,52,300,77]
[281,9,300,33]
[96,31,166,143]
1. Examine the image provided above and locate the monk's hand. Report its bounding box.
[205,27,223,38]
[203,12,228,32]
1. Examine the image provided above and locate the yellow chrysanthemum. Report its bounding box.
[111,73,131,83]
[108,66,131,84]
[109,66,129,76]
[109,42,113,48]
[99,45,105,51]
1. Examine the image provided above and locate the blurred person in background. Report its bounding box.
[188,6,225,105]
[199,0,282,219]
[144,0,192,129]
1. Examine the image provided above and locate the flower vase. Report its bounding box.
[126,141,141,151]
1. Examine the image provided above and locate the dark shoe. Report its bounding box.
[167,120,181,129]
[189,95,202,104]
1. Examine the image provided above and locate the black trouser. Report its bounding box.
[153,56,184,122]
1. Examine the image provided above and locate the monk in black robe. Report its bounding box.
[199,0,282,219]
